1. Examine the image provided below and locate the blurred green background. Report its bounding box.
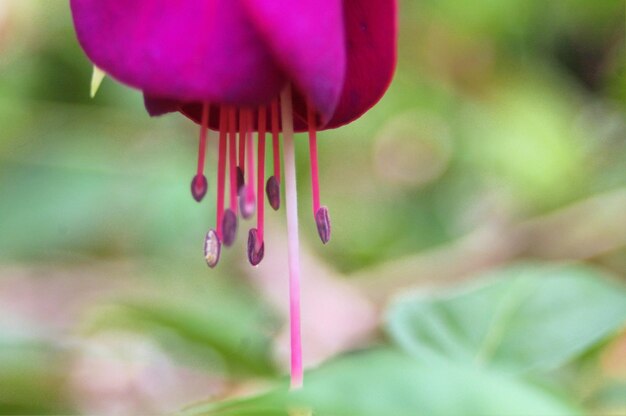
[1,1,625,415]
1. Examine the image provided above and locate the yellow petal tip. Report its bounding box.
[90,66,106,98]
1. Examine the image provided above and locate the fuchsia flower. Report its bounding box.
[70,0,397,387]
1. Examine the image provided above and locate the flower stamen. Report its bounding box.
[216,107,228,240]
[237,108,246,192]
[223,106,239,246]
[248,106,267,266]
[191,102,210,202]
[307,103,331,244]
[203,107,227,268]
[266,98,281,211]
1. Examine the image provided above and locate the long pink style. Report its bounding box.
[281,85,303,389]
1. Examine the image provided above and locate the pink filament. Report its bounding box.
[245,109,255,203]
[257,106,267,243]
[307,104,321,215]
[195,103,210,185]
[228,107,238,214]
[216,107,228,238]
[281,85,303,389]
[238,109,246,176]
[271,98,281,182]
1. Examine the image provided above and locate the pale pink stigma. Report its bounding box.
[240,109,256,219]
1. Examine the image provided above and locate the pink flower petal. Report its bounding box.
[325,0,397,128]
[70,0,286,105]
[141,0,397,132]
[241,0,347,124]
[143,95,180,117]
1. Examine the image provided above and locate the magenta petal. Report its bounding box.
[71,0,286,105]
[241,0,346,124]
[144,95,180,117]
[325,0,397,129]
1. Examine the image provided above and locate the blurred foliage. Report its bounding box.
[387,264,626,372]
[0,0,625,415]
[81,279,280,377]
[184,263,625,416]
[184,350,583,416]
[0,338,72,414]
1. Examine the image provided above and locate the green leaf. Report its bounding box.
[0,337,74,415]
[182,349,582,416]
[386,263,626,372]
[81,280,279,378]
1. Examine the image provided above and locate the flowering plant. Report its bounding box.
[70,0,397,387]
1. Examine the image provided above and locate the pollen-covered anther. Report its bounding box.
[221,208,238,247]
[191,102,210,202]
[191,174,208,202]
[315,206,331,244]
[204,229,221,268]
[247,228,265,266]
[266,176,281,210]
